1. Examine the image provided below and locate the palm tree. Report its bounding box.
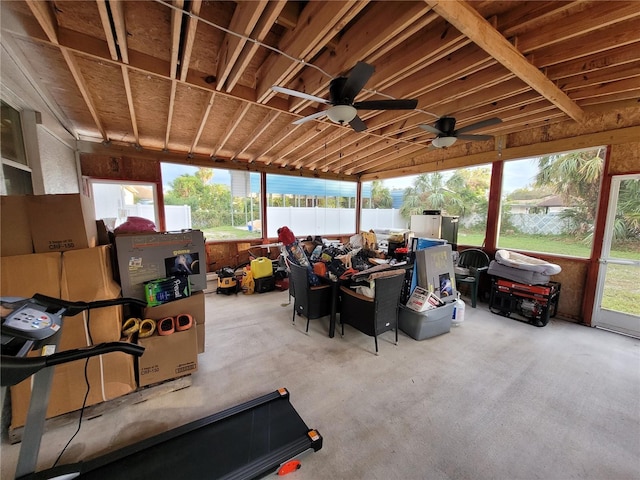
[400,172,464,219]
[370,180,392,208]
[535,149,605,237]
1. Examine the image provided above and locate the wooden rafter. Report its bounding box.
[224,0,287,93]
[232,110,280,161]
[24,0,57,44]
[256,1,368,103]
[169,0,184,80]
[288,2,436,113]
[121,64,139,144]
[96,0,118,61]
[425,0,586,123]
[179,0,202,82]
[190,92,216,153]
[165,80,177,150]
[212,102,252,157]
[216,0,268,92]
[109,0,129,64]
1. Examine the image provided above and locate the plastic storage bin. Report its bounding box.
[398,301,455,340]
[251,257,273,279]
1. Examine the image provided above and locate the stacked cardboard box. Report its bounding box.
[1,246,136,429]
[136,292,204,387]
[0,194,97,257]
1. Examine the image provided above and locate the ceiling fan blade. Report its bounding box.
[456,134,494,141]
[353,99,418,110]
[349,115,367,132]
[293,111,327,125]
[419,124,443,135]
[340,61,375,102]
[455,117,502,135]
[271,86,330,105]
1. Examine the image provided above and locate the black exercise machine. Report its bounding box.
[1,294,322,480]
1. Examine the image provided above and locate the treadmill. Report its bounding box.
[1,294,323,480]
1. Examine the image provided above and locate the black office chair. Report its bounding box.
[454,248,490,308]
[289,262,332,334]
[339,271,405,355]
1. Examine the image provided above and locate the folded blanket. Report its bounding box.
[488,260,550,285]
[495,249,561,275]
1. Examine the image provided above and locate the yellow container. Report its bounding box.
[250,257,273,279]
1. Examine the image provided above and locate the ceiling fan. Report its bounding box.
[272,61,418,132]
[419,116,502,148]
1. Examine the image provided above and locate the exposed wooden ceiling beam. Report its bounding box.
[179,0,202,82]
[225,0,287,93]
[425,0,586,123]
[190,92,216,153]
[96,0,118,61]
[515,2,640,53]
[165,80,177,150]
[255,1,368,103]
[216,0,267,91]
[121,64,139,144]
[233,110,280,161]
[212,102,252,157]
[169,0,184,80]
[530,17,640,68]
[24,0,57,44]
[109,0,129,64]
[287,2,437,113]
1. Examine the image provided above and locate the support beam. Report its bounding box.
[425,0,586,123]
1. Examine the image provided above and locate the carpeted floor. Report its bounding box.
[2,288,639,480]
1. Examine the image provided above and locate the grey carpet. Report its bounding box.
[2,289,639,480]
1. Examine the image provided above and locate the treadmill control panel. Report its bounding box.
[1,298,62,342]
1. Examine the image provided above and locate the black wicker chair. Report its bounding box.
[340,271,405,355]
[289,262,332,334]
[454,248,490,308]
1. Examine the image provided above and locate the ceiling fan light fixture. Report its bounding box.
[326,105,357,124]
[432,136,457,148]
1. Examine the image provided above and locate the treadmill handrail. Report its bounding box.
[1,342,145,387]
[31,293,147,317]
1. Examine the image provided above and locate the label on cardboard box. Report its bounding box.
[115,231,206,300]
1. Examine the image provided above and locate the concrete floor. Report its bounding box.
[2,289,640,479]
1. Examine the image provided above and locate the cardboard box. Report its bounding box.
[10,351,136,429]
[1,195,34,256]
[6,246,136,429]
[115,231,206,300]
[27,194,97,253]
[137,328,198,387]
[0,252,62,298]
[144,291,206,354]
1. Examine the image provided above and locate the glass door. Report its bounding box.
[592,175,640,337]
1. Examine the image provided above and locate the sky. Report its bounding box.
[160,157,541,195]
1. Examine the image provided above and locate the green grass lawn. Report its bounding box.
[601,263,640,315]
[459,232,640,260]
[200,226,262,240]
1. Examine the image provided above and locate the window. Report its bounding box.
[499,147,605,257]
[161,164,261,240]
[1,101,32,195]
[361,166,492,247]
[90,180,159,230]
[265,174,356,238]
